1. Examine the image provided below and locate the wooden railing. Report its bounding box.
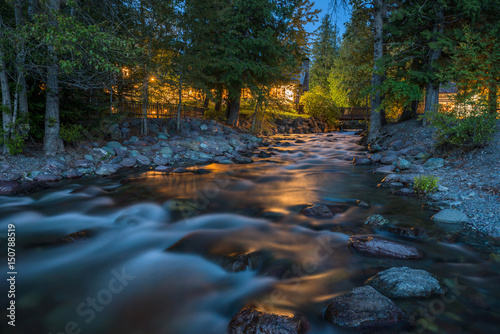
[338,107,370,121]
[114,101,205,119]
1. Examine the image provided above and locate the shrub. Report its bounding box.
[429,105,497,148]
[300,87,340,125]
[60,124,85,144]
[413,175,439,196]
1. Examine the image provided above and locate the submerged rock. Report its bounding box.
[366,267,442,298]
[301,204,333,217]
[324,286,405,330]
[348,235,423,259]
[229,307,311,334]
[364,214,390,226]
[387,225,425,240]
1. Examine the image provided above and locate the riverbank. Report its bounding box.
[354,119,500,238]
[0,118,265,195]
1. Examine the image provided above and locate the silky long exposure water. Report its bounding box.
[1,132,499,334]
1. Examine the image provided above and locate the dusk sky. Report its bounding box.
[305,0,352,38]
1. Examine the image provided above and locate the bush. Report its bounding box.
[413,175,439,196]
[300,87,340,125]
[429,105,497,148]
[60,124,85,144]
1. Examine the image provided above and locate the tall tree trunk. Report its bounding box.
[424,8,444,119]
[1,48,12,154]
[142,69,148,135]
[251,99,260,133]
[15,0,29,134]
[227,90,241,127]
[176,73,183,131]
[488,81,498,114]
[367,0,384,143]
[44,0,63,155]
[400,100,418,122]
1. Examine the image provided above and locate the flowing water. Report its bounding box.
[1,132,499,334]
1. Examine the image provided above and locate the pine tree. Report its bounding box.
[310,14,340,92]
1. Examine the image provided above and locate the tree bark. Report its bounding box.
[142,68,148,135]
[15,0,29,134]
[400,100,418,121]
[44,0,64,155]
[488,81,498,114]
[176,73,183,131]
[424,8,444,118]
[367,0,384,143]
[227,90,241,127]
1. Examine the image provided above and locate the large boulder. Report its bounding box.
[431,209,468,224]
[228,307,310,334]
[324,286,405,330]
[348,235,423,259]
[366,267,442,298]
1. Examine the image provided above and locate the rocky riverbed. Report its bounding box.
[0,118,265,195]
[353,119,500,238]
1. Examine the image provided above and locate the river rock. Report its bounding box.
[390,140,405,151]
[368,144,382,153]
[75,159,94,168]
[7,173,22,181]
[324,286,405,330]
[424,158,445,169]
[16,180,49,195]
[258,150,272,158]
[106,141,123,149]
[46,158,70,171]
[396,158,412,170]
[0,163,11,173]
[301,204,333,217]
[136,154,151,165]
[153,156,169,165]
[229,307,311,334]
[91,148,110,160]
[34,174,62,182]
[121,158,137,168]
[381,155,398,165]
[348,235,423,259]
[0,180,19,195]
[353,157,372,165]
[108,124,122,140]
[64,169,83,179]
[364,214,390,226]
[375,165,395,173]
[431,209,468,224]
[160,146,174,158]
[387,226,425,240]
[393,188,416,196]
[96,164,118,176]
[369,153,383,162]
[366,267,442,298]
[155,165,172,172]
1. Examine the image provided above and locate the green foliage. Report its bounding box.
[60,124,85,144]
[300,87,340,124]
[414,175,440,196]
[328,4,372,108]
[429,105,497,148]
[0,113,28,155]
[310,14,340,91]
